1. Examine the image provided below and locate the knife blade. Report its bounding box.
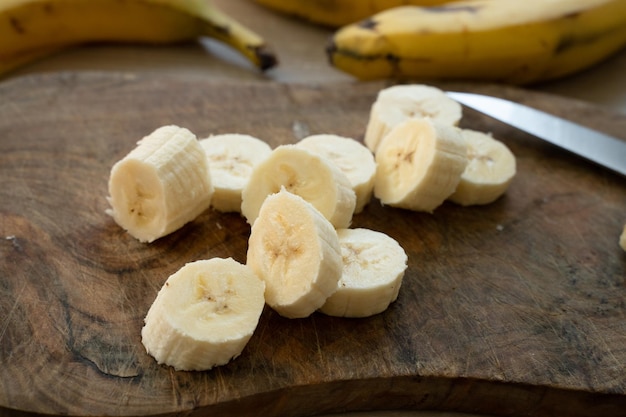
[446,91,626,177]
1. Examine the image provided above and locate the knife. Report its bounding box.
[446,91,626,177]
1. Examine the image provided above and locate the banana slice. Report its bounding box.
[364,84,462,153]
[141,257,266,371]
[106,125,213,243]
[620,224,626,251]
[448,129,517,206]
[199,134,272,213]
[246,188,342,319]
[296,134,376,213]
[319,228,408,318]
[241,144,356,229]
[374,117,468,212]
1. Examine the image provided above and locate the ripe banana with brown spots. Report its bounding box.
[327,0,626,84]
[0,0,277,77]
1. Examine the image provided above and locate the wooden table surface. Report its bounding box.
[1,1,625,417]
[1,71,625,417]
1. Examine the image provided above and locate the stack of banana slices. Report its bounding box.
[366,84,517,210]
[106,84,517,371]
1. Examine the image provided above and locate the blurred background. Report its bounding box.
[7,0,626,113]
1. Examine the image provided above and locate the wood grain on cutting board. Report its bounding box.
[0,72,625,417]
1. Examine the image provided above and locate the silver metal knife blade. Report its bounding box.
[446,91,626,177]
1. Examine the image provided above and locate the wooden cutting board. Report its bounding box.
[1,72,625,417]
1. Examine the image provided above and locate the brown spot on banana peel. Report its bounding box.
[553,10,591,54]
[9,17,25,34]
[10,2,56,34]
[358,18,377,30]
[554,22,624,55]
[327,52,434,83]
[326,38,426,73]
[326,26,394,65]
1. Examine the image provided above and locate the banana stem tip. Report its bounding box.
[255,45,278,71]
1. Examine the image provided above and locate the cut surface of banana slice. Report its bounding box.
[141,257,266,371]
[364,84,462,153]
[448,129,517,206]
[199,133,272,213]
[246,188,342,319]
[374,117,468,212]
[296,134,376,213]
[106,125,213,243]
[620,224,626,251]
[241,144,356,229]
[319,228,408,318]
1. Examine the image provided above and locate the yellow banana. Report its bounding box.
[327,0,626,85]
[253,0,464,28]
[0,0,277,77]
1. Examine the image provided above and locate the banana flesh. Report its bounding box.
[327,0,626,84]
[200,134,272,213]
[448,129,517,206]
[252,0,464,28]
[246,188,343,319]
[295,134,376,213]
[113,82,520,371]
[320,228,408,318]
[620,225,626,251]
[364,84,462,153]
[374,117,468,212]
[366,84,516,210]
[241,145,357,229]
[0,0,277,76]
[106,125,213,243]
[141,258,266,371]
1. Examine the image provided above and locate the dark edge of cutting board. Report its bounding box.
[0,71,625,417]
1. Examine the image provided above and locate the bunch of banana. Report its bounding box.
[252,0,463,28]
[0,0,277,77]
[327,0,626,84]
